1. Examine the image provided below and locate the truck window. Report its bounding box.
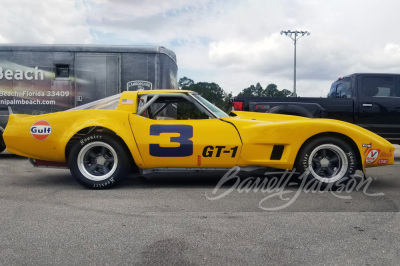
[361,76,399,97]
[328,78,351,98]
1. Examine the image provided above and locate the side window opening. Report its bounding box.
[139,95,211,120]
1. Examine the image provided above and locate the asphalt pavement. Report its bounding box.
[0,149,399,265]
[394,144,400,162]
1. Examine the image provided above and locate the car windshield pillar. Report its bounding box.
[190,93,229,118]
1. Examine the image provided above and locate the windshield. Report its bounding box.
[68,94,121,110]
[191,93,229,118]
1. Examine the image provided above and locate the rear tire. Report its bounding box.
[68,133,130,189]
[0,132,6,153]
[295,137,358,189]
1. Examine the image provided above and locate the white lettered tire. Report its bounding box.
[68,133,130,189]
[295,137,358,188]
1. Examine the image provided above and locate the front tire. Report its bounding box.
[68,134,130,189]
[295,137,358,188]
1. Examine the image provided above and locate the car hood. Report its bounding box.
[227,111,311,123]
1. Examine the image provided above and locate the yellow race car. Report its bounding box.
[3,90,395,189]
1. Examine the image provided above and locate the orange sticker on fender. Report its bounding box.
[30,120,52,140]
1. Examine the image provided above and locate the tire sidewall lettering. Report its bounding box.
[301,153,309,171]
[92,177,115,188]
[301,149,354,174]
[346,151,355,173]
[79,134,103,146]
[69,133,129,189]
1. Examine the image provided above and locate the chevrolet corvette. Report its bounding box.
[3,90,395,189]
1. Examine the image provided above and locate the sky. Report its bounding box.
[1,0,400,96]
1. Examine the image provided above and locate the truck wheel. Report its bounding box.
[295,137,358,188]
[68,134,130,189]
[267,105,314,118]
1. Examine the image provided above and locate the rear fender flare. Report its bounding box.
[64,126,143,171]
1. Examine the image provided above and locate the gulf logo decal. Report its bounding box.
[30,120,52,140]
[365,149,380,164]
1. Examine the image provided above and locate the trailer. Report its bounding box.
[0,44,178,153]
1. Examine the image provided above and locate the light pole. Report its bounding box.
[280,30,310,97]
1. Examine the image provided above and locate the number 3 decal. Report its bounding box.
[150,125,193,157]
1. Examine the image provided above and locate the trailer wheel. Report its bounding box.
[68,134,130,189]
[295,137,358,188]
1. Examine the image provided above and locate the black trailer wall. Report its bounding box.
[0,44,178,133]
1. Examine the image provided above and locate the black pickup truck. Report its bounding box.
[231,73,400,144]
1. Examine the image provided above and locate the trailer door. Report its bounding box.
[75,53,120,106]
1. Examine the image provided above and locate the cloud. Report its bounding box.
[2,0,400,97]
[86,0,245,45]
[208,34,281,69]
[0,0,91,43]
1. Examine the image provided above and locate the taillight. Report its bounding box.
[232,101,243,111]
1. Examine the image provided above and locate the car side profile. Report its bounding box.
[3,90,395,189]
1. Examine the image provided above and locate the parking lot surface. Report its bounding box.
[1,151,399,265]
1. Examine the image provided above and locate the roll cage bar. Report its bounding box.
[136,92,218,119]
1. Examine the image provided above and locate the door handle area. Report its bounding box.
[362,103,373,107]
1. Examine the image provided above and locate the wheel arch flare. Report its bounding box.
[295,132,363,172]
